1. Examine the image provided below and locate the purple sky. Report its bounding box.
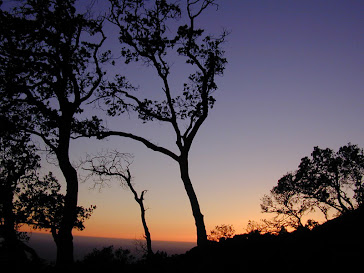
[36,0,364,241]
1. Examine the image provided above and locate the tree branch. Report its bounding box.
[97,130,179,161]
[80,26,107,104]
[26,129,57,152]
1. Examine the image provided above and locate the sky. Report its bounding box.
[28,0,364,243]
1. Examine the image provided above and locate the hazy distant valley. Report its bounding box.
[28,232,196,262]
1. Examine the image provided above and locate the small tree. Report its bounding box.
[245,220,281,235]
[0,117,95,263]
[82,151,153,257]
[208,224,235,242]
[261,173,318,229]
[262,143,364,227]
[15,172,96,245]
[0,117,40,263]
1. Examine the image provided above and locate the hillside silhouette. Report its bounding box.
[172,206,363,272]
[3,205,362,272]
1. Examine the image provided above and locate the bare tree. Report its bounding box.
[94,0,227,247]
[82,151,153,257]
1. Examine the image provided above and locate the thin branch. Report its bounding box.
[81,148,154,256]
[80,26,107,104]
[26,129,57,152]
[187,0,215,19]
[119,90,172,123]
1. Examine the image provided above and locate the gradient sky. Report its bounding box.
[35,0,364,242]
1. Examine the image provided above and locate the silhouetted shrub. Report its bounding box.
[208,224,235,242]
[79,245,135,271]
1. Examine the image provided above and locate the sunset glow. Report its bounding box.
[8,0,364,244]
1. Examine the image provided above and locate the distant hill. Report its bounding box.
[26,233,196,262]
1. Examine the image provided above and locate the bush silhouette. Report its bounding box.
[79,246,135,271]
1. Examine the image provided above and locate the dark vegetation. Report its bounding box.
[1,0,226,266]
[1,206,363,272]
[1,0,363,271]
[0,0,105,265]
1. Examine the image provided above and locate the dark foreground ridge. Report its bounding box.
[2,206,363,272]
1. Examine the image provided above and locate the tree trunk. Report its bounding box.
[2,177,17,246]
[1,175,39,265]
[178,155,207,246]
[125,171,153,257]
[139,196,153,257]
[2,179,28,263]
[55,144,78,267]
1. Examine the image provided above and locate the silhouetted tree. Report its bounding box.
[245,220,266,235]
[262,143,364,226]
[1,119,95,265]
[0,0,106,265]
[0,117,40,264]
[261,180,317,229]
[14,172,96,245]
[95,0,227,247]
[82,151,153,257]
[208,224,235,242]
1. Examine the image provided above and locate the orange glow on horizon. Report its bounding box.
[72,228,197,243]
[19,224,197,243]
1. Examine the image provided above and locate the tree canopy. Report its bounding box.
[0,0,106,265]
[15,173,96,241]
[261,143,364,229]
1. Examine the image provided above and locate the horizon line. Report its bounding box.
[27,230,197,244]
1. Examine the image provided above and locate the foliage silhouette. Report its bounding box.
[94,0,228,247]
[261,143,364,229]
[208,224,235,242]
[244,219,284,235]
[245,218,319,236]
[3,207,362,272]
[0,116,95,266]
[82,151,153,257]
[79,245,135,271]
[0,0,106,265]
[15,173,96,243]
[0,117,41,266]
